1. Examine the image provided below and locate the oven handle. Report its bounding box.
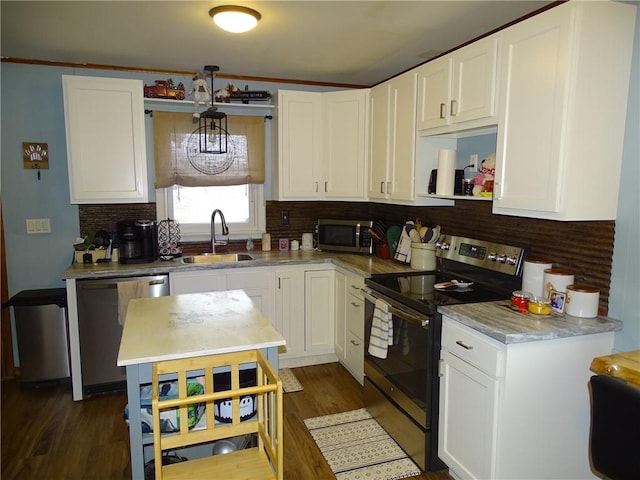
[361,288,429,328]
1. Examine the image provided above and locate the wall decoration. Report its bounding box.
[23,142,49,170]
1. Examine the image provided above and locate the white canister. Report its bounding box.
[566,284,599,318]
[291,239,299,251]
[410,242,436,271]
[301,233,314,251]
[543,268,575,295]
[261,233,271,251]
[521,258,553,298]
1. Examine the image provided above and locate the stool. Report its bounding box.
[151,349,282,480]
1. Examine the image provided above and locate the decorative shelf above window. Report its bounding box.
[144,97,275,110]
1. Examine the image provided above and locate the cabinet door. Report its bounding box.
[388,71,417,201]
[416,56,451,130]
[493,8,570,214]
[323,90,369,200]
[334,270,346,362]
[63,75,148,204]
[439,349,499,480]
[451,37,498,125]
[226,268,274,323]
[274,269,305,358]
[277,91,323,199]
[169,270,227,294]
[304,270,335,354]
[368,83,391,199]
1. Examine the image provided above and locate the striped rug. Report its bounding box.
[304,408,421,480]
[279,368,303,393]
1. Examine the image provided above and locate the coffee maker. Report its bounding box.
[116,220,157,264]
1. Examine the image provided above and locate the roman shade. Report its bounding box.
[153,111,265,188]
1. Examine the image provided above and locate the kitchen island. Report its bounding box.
[117,289,286,480]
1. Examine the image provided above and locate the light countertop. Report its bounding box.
[439,301,622,344]
[61,249,416,280]
[116,289,286,366]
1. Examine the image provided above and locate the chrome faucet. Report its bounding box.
[210,209,229,253]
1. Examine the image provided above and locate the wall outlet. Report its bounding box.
[470,154,479,171]
[26,218,51,234]
[281,210,289,225]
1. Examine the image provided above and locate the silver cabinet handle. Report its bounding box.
[315,181,319,193]
[350,302,361,307]
[380,181,385,194]
[455,340,474,350]
[439,103,446,119]
[324,181,328,193]
[450,99,457,116]
[350,340,361,346]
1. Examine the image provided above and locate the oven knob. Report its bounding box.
[488,252,497,261]
[439,242,450,251]
[506,255,518,265]
[496,254,507,263]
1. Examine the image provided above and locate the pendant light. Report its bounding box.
[199,65,228,155]
[209,6,261,33]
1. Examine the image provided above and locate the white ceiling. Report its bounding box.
[1,1,555,86]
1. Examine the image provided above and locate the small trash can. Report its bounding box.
[8,288,70,385]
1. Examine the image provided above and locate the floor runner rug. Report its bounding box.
[279,368,303,393]
[304,408,421,480]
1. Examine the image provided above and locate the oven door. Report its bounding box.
[362,287,437,428]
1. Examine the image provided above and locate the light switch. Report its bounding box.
[26,218,51,234]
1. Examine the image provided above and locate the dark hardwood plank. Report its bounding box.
[1,363,452,479]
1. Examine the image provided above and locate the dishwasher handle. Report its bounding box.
[77,276,169,290]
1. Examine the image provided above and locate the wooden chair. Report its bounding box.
[151,349,283,480]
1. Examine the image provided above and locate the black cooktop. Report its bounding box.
[365,270,512,316]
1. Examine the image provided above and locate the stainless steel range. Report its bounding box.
[362,235,526,472]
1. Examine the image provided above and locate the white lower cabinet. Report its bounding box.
[439,316,614,480]
[170,265,337,368]
[334,269,365,384]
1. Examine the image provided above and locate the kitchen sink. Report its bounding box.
[181,253,254,264]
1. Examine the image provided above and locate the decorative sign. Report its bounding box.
[23,142,49,170]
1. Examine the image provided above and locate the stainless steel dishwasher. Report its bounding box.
[76,275,169,395]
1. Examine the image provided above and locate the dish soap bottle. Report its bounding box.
[246,238,254,252]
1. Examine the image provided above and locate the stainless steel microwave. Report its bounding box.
[317,219,374,254]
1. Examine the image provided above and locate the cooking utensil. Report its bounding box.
[434,280,474,290]
[386,226,402,257]
[409,228,421,242]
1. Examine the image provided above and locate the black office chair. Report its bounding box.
[589,375,640,480]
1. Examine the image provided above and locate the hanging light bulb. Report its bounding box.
[199,65,228,154]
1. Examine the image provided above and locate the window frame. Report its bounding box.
[155,184,266,243]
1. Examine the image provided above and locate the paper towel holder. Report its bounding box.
[428,169,465,195]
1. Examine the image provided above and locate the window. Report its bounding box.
[153,111,266,242]
[156,184,265,242]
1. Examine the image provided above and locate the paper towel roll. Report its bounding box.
[436,149,456,195]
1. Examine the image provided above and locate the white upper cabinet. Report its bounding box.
[62,75,148,204]
[368,70,417,202]
[416,35,499,134]
[272,89,368,201]
[493,1,636,220]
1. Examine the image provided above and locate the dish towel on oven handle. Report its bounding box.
[368,298,393,359]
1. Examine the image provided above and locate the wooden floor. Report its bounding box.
[1,362,452,479]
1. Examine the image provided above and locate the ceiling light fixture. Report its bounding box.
[209,6,261,33]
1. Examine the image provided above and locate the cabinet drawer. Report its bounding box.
[347,276,365,300]
[346,293,365,337]
[346,330,364,384]
[442,318,504,377]
[227,269,272,289]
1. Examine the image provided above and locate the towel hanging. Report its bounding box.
[368,298,392,359]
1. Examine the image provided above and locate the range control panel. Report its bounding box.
[436,235,526,276]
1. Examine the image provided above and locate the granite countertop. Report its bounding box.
[439,301,622,345]
[117,289,286,366]
[61,249,416,280]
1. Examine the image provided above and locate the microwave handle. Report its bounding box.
[361,288,429,328]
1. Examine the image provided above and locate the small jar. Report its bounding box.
[528,296,552,315]
[511,290,531,311]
